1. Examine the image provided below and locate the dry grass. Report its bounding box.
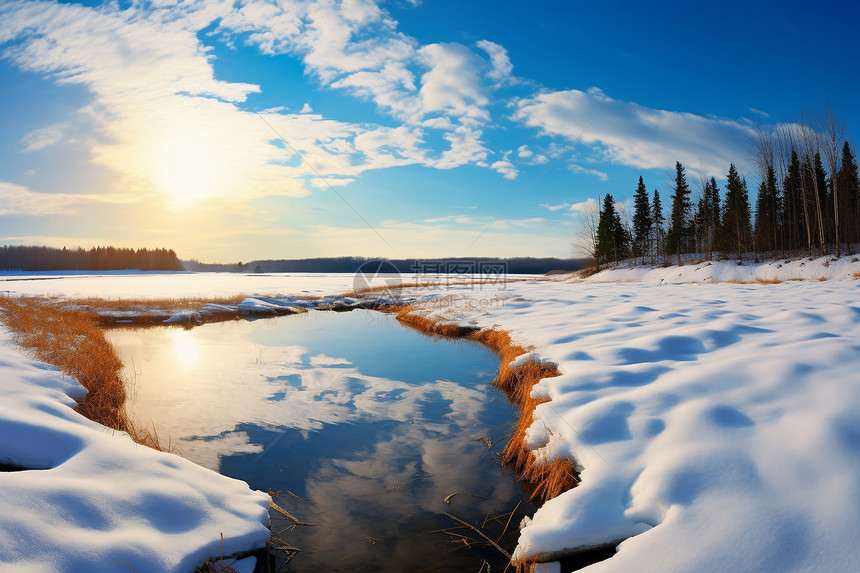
[0,295,160,449]
[65,296,250,328]
[724,278,784,284]
[69,295,248,310]
[386,305,579,506]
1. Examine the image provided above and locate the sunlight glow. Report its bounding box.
[171,329,200,369]
[153,123,238,208]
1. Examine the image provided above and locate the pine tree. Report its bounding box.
[705,177,721,259]
[837,141,860,252]
[652,188,664,263]
[722,163,752,260]
[596,193,630,265]
[666,161,692,264]
[813,152,830,247]
[783,150,805,252]
[754,164,780,254]
[632,176,652,262]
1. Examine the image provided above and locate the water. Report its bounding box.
[107,309,534,571]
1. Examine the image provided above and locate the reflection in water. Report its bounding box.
[108,310,534,571]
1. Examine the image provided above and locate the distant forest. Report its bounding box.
[183,256,588,275]
[587,115,860,268]
[0,245,184,272]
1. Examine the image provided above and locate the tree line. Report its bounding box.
[586,113,859,268]
[0,245,184,272]
[185,256,588,275]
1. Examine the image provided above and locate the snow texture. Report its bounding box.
[2,256,860,572]
[0,326,269,572]
[395,256,860,571]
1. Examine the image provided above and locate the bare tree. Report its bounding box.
[752,126,780,254]
[822,105,845,257]
[797,119,826,255]
[571,198,601,271]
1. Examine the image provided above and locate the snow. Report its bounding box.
[393,256,860,571]
[2,257,860,571]
[0,326,269,572]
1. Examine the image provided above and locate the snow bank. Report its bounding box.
[0,327,269,573]
[397,270,860,571]
[580,254,860,284]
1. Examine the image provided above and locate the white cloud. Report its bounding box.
[569,198,599,217]
[0,0,523,207]
[0,181,134,216]
[310,177,356,189]
[750,107,770,118]
[569,163,609,181]
[417,43,489,122]
[539,202,571,211]
[510,217,545,226]
[300,103,313,113]
[489,151,518,180]
[476,39,513,85]
[515,88,754,176]
[516,144,549,165]
[21,122,69,152]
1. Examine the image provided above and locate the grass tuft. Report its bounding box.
[0,295,160,449]
[387,305,579,506]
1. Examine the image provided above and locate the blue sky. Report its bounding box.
[0,0,857,262]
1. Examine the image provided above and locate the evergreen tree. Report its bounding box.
[596,193,630,265]
[783,150,805,252]
[652,188,664,263]
[813,152,831,247]
[666,161,692,264]
[837,141,860,251]
[632,176,652,262]
[754,164,780,254]
[705,177,722,259]
[722,163,752,260]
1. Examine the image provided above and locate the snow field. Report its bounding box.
[1,257,859,572]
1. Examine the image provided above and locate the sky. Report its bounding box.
[0,0,858,263]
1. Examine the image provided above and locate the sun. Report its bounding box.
[153,127,237,208]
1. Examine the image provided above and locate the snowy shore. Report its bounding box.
[2,256,860,572]
[0,326,270,572]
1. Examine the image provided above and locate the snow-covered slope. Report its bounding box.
[0,326,269,573]
[577,254,860,284]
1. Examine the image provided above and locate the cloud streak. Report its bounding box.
[514,88,754,176]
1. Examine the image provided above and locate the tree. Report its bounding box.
[822,107,845,256]
[722,163,752,260]
[596,193,630,265]
[837,141,859,252]
[632,176,653,263]
[699,177,721,260]
[754,164,780,254]
[666,161,692,265]
[573,198,602,270]
[652,188,664,263]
